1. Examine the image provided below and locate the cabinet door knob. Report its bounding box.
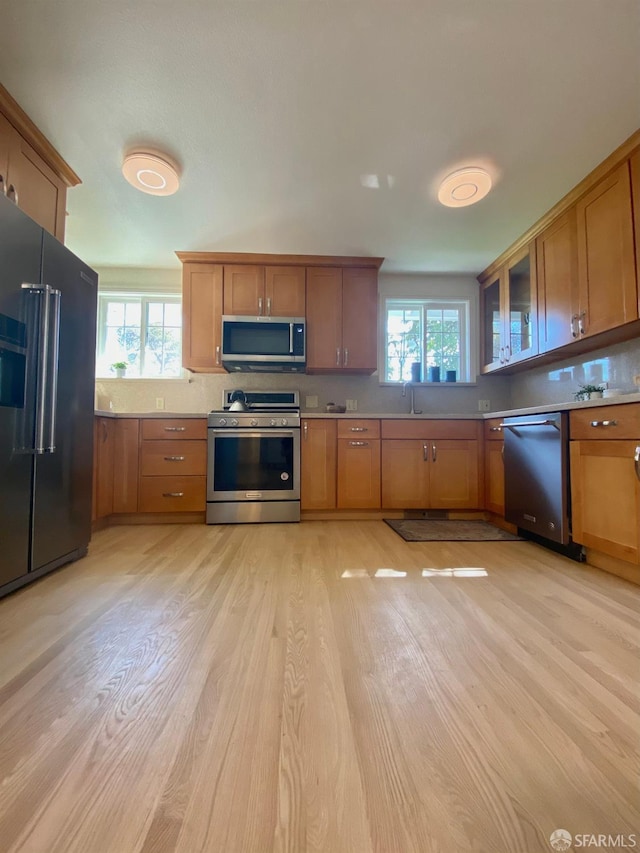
[570,314,579,339]
[336,348,341,367]
[164,426,186,432]
[344,348,349,367]
[216,345,221,365]
[303,421,308,440]
[578,310,587,335]
[350,427,367,432]
[163,456,186,462]
[266,297,271,316]
[432,444,437,462]
[423,443,428,461]
[349,440,368,447]
[162,492,184,498]
[489,426,502,432]
[590,420,617,428]
[7,184,18,204]
[258,296,263,315]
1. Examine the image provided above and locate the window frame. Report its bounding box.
[380,295,475,385]
[96,291,183,379]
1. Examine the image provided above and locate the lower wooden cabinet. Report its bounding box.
[380,420,481,510]
[484,419,505,515]
[301,419,337,510]
[337,438,381,509]
[381,439,479,509]
[570,439,640,563]
[93,416,207,521]
[93,417,115,520]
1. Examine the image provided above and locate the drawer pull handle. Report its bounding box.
[162,492,184,498]
[164,456,186,462]
[635,446,640,482]
[432,443,437,462]
[489,426,502,432]
[349,440,369,447]
[350,427,368,432]
[423,443,428,461]
[164,426,186,432]
[590,420,618,428]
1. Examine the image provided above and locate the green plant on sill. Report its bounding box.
[574,383,604,401]
[111,361,127,370]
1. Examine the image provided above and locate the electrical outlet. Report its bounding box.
[155,397,165,410]
[346,399,358,411]
[305,395,318,408]
[478,399,490,412]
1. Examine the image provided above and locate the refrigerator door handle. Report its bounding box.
[21,284,61,454]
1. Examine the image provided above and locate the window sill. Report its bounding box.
[379,381,477,388]
[96,376,190,383]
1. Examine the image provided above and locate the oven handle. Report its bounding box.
[209,429,297,439]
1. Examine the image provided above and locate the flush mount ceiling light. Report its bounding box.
[437,167,492,207]
[122,151,180,196]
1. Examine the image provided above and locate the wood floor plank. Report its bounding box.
[0,521,637,853]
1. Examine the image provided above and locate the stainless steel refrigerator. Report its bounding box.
[0,193,98,597]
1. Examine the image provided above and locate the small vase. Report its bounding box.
[115,368,126,379]
[588,391,603,400]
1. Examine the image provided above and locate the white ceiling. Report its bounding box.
[1,1,639,274]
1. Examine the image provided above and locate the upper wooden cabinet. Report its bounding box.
[0,84,81,241]
[536,209,578,353]
[177,253,382,374]
[480,243,537,372]
[575,162,637,337]
[480,129,640,371]
[181,263,225,372]
[306,266,378,373]
[223,264,305,317]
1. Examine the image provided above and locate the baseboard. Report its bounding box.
[585,548,640,585]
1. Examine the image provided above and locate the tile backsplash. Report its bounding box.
[508,337,640,409]
[96,371,512,415]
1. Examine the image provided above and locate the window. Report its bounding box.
[96,293,182,378]
[383,298,470,382]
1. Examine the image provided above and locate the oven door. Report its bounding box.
[208,429,300,501]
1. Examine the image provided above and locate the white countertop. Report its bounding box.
[95,393,639,420]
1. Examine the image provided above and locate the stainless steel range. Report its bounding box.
[206,390,301,524]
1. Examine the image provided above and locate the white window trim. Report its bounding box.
[96,291,183,379]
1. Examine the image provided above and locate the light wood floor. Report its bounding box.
[0,521,638,853]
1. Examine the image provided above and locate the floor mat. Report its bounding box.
[383,519,523,542]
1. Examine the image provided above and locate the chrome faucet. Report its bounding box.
[402,381,422,415]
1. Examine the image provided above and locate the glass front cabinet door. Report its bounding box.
[480,242,538,373]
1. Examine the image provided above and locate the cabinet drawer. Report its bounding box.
[381,420,479,440]
[139,476,206,512]
[337,419,380,439]
[570,404,640,440]
[141,418,207,441]
[484,418,505,441]
[140,440,207,476]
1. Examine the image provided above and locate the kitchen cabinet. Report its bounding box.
[301,419,337,510]
[113,419,140,514]
[337,420,381,508]
[93,417,115,520]
[306,267,378,373]
[480,243,537,373]
[0,85,80,241]
[484,418,505,516]
[575,162,637,338]
[536,209,579,353]
[381,420,481,509]
[632,150,640,291]
[570,405,640,565]
[139,418,207,513]
[223,265,305,317]
[181,263,225,372]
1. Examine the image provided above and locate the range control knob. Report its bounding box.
[270,418,277,426]
[219,418,227,426]
[250,418,258,427]
[280,418,288,426]
[230,418,239,427]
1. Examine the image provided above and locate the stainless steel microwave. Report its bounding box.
[221,315,306,373]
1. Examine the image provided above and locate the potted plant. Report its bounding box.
[574,383,604,401]
[111,361,128,379]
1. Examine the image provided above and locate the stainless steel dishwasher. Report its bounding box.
[502,412,570,545]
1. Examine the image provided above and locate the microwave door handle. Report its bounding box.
[289,323,294,354]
